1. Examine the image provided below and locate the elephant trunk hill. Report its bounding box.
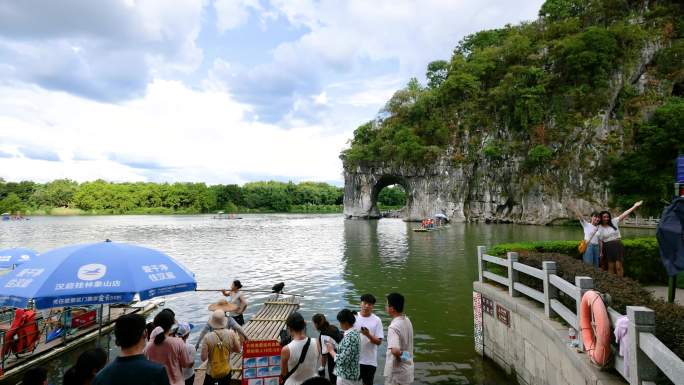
[342,0,684,224]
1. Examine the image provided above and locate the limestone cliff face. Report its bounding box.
[343,41,664,224]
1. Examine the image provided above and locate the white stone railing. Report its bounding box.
[622,216,659,228]
[477,246,684,385]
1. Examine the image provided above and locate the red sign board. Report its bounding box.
[71,310,97,329]
[496,304,510,327]
[242,340,281,385]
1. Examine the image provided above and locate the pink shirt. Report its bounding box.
[145,335,193,385]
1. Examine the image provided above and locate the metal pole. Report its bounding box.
[668,275,677,303]
[97,304,103,346]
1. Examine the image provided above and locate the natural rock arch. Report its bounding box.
[343,163,456,221]
[369,175,409,218]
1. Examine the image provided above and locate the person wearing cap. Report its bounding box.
[194,299,248,350]
[200,310,241,385]
[174,322,196,385]
[221,280,247,325]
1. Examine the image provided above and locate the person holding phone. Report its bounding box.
[353,294,383,385]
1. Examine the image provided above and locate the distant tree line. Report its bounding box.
[0,179,406,215]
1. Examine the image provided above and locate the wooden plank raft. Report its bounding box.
[193,294,300,385]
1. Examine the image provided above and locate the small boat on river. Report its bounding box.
[413,214,450,232]
[212,211,243,220]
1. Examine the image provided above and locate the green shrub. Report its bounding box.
[482,142,504,160]
[526,144,554,166]
[489,237,668,284]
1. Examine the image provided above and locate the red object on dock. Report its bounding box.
[241,340,281,385]
[579,291,611,366]
[71,309,97,328]
[1,309,39,358]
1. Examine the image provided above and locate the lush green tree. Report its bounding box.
[610,98,684,213]
[378,185,406,207]
[0,193,25,214]
[426,60,449,88]
[0,180,37,202]
[539,0,588,21]
[242,181,294,212]
[31,179,78,208]
[342,0,678,173]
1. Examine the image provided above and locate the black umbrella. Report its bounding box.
[656,197,684,302]
[657,197,684,276]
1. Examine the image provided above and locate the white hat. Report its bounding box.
[208,309,227,329]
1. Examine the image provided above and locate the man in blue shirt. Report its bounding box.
[94,313,169,385]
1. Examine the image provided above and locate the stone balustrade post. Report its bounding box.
[477,246,486,283]
[627,306,657,385]
[507,252,519,297]
[574,276,593,351]
[542,261,558,318]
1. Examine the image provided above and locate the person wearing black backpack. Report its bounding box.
[281,312,319,385]
[312,314,344,383]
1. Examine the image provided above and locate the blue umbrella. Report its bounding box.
[0,247,39,269]
[0,241,196,309]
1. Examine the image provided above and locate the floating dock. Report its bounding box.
[193,294,300,385]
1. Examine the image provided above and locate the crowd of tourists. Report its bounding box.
[20,289,414,385]
[570,200,643,276]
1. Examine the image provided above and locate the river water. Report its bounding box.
[0,215,654,384]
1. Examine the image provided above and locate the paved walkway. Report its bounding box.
[645,285,684,305]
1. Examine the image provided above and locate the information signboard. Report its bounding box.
[242,340,281,385]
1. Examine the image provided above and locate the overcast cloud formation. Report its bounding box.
[0,0,543,185]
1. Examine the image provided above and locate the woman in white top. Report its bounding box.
[281,312,319,385]
[597,200,642,277]
[222,280,247,325]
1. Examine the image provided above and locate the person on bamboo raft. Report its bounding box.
[221,280,247,325]
[597,200,642,277]
[194,299,248,350]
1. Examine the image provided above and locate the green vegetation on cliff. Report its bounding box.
[0,179,406,215]
[341,0,683,214]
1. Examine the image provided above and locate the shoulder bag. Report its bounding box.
[280,337,311,385]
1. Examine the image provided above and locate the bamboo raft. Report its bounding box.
[193,294,300,385]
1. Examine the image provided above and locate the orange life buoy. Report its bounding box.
[579,290,611,366]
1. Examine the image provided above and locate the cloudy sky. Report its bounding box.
[0,0,543,185]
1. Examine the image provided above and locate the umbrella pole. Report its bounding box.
[97,304,103,346]
[668,275,677,303]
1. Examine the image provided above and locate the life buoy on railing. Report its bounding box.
[579,290,612,366]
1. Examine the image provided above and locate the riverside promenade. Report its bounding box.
[473,246,684,385]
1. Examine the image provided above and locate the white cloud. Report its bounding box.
[214,0,265,32]
[0,0,204,101]
[313,91,327,105]
[211,0,544,124]
[0,80,346,184]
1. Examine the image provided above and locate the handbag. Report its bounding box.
[280,337,311,385]
[578,239,588,254]
[579,226,599,254]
